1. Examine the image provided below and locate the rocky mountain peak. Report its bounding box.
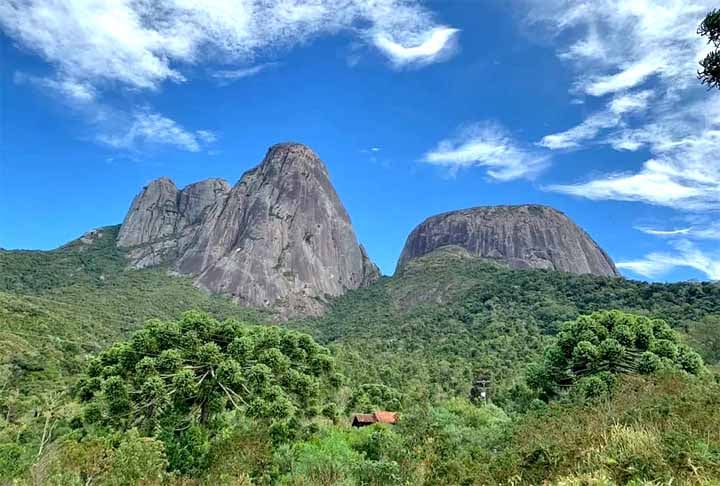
[397,204,619,277]
[117,143,379,317]
[263,142,327,170]
[117,177,180,249]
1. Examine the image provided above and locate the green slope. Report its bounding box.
[0,226,267,394]
[0,227,276,480]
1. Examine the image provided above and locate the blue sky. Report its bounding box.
[1,0,718,280]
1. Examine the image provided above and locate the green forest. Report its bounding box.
[2,228,720,485]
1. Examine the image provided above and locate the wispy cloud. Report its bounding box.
[98,112,216,153]
[0,0,457,153]
[636,222,720,240]
[211,63,280,85]
[15,71,214,154]
[636,227,692,237]
[423,122,549,181]
[538,90,652,150]
[15,73,96,103]
[523,0,720,211]
[373,27,459,67]
[580,55,666,97]
[546,127,720,210]
[617,240,720,280]
[0,0,457,93]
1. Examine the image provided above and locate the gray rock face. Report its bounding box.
[118,143,379,316]
[397,205,619,277]
[117,177,230,268]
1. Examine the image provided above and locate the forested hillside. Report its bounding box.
[299,248,720,400]
[1,234,719,484]
[0,226,267,389]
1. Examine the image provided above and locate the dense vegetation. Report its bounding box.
[0,226,266,386]
[0,227,268,480]
[1,234,719,484]
[298,250,720,402]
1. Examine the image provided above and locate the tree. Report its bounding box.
[76,311,341,472]
[348,384,403,413]
[527,310,705,400]
[699,9,720,89]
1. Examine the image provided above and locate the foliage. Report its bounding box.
[527,310,704,400]
[29,429,168,485]
[699,9,720,89]
[347,384,403,413]
[297,252,719,404]
[0,227,269,480]
[276,429,362,485]
[0,226,267,393]
[2,235,720,484]
[488,373,720,484]
[689,315,720,364]
[77,311,340,472]
[396,398,510,485]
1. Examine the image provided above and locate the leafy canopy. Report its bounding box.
[77,311,341,432]
[348,384,403,413]
[527,310,704,400]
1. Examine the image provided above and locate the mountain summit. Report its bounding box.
[396,204,619,277]
[118,143,380,316]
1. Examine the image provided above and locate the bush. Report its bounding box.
[31,431,168,486]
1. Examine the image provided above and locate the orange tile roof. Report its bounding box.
[373,411,398,424]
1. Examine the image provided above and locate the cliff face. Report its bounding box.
[396,205,619,277]
[117,178,231,268]
[117,143,379,316]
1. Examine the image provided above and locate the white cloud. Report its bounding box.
[195,130,217,144]
[16,71,215,154]
[608,90,653,115]
[539,111,618,150]
[423,122,549,181]
[581,55,665,96]
[373,27,459,67]
[538,90,652,150]
[15,73,96,103]
[617,240,720,280]
[547,162,705,207]
[636,223,720,240]
[98,112,215,152]
[1,0,457,154]
[636,227,692,237]
[523,0,720,211]
[212,63,280,84]
[0,0,457,94]
[546,126,720,210]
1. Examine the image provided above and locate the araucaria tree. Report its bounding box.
[76,311,341,470]
[699,9,720,89]
[527,310,704,400]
